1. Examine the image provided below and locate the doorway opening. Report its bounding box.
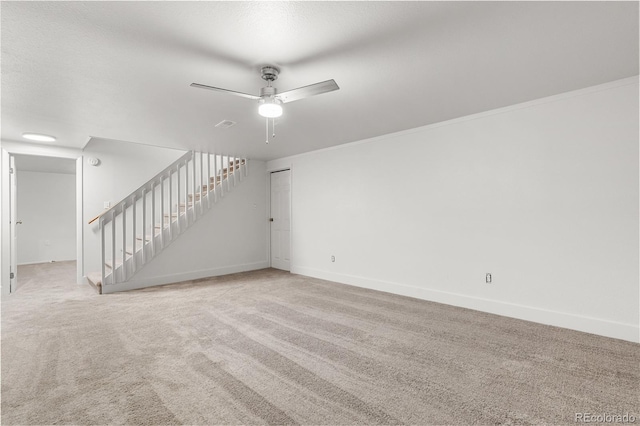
[270,169,291,271]
[9,155,78,293]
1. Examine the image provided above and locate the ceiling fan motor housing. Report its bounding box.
[260,86,277,97]
[260,66,279,82]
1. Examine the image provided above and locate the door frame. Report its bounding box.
[1,149,11,297]
[1,144,83,297]
[266,166,292,271]
[9,155,17,292]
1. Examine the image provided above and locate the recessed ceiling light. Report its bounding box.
[22,132,57,142]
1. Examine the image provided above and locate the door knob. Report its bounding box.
[16,221,23,225]
[269,218,274,222]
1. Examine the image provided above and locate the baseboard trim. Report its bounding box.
[292,266,639,344]
[18,259,76,266]
[102,261,270,294]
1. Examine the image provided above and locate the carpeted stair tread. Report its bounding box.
[136,227,164,242]
[86,271,102,294]
[105,255,131,270]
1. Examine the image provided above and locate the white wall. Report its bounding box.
[83,138,186,275]
[83,138,268,291]
[268,77,639,343]
[17,171,76,264]
[126,160,268,290]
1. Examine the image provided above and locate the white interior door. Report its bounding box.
[9,155,17,292]
[270,170,291,271]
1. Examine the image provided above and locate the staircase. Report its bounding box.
[86,151,248,294]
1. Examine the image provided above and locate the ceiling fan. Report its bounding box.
[191,66,339,143]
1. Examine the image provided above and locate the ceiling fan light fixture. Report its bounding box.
[258,97,283,118]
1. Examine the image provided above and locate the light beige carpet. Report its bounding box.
[1,261,638,425]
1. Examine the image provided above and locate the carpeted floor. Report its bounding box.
[1,261,638,425]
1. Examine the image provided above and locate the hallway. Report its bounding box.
[12,261,91,300]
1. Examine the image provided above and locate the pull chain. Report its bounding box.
[265,118,277,144]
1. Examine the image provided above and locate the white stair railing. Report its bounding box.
[95,151,248,288]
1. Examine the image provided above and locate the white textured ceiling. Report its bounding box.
[2,2,638,161]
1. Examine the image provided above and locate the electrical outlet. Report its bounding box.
[331,255,335,262]
[486,273,492,283]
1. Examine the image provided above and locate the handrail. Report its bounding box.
[88,211,106,225]
[94,151,248,290]
[93,151,193,226]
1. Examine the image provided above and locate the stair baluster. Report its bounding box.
[90,151,247,293]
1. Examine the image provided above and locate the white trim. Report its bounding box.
[271,76,640,164]
[268,168,292,271]
[1,149,11,298]
[101,261,270,294]
[0,145,84,292]
[17,259,77,266]
[0,141,81,159]
[266,164,292,269]
[292,266,640,344]
[289,167,294,272]
[76,157,84,284]
[265,168,272,268]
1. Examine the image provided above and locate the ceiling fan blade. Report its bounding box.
[190,83,260,100]
[276,79,339,104]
